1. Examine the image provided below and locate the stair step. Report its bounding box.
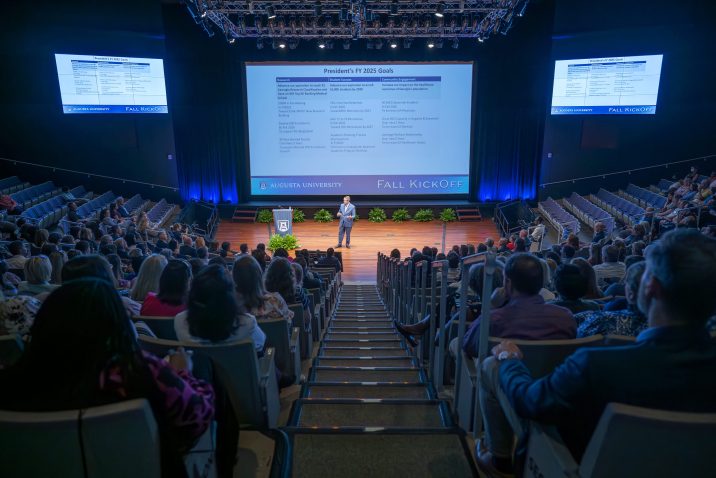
[323,340,402,348]
[329,326,394,331]
[321,348,407,357]
[316,357,415,367]
[305,383,430,399]
[296,400,446,428]
[290,432,478,478]
[313,367,422,382]
[325,332,398,340]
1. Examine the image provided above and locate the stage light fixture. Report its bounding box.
[279,41,286,49]
[477,36,484,43]
[435,2,445,18]
[403,38,412,49]
[343,39,351,50]
[390,0,399,16]
[435,38,444,49]
[452,38,459,49]
[200,10,207,19]
[318,40,326,49]
[427,40,435,48]
[339,6,349,21]
[375,39,384,50]
[266,5,276,20]
[256,38,264,49]
[390,40,398,49]
[315,1,322,16]
[289,38,299,49]
[228,37,236,44]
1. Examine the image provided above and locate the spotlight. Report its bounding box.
[427,40,435,48]
[314,1,322,16]
[435,2,445,18]
[279,41,286,49]
[318,40,326,49]
[200,10,207,19]
[228,37,236,44]
[390,0,399,16]
[266,5,276,20]
[452,38,459,49]
[477,36,484,43]
[390,39,398,49]
[343,39,351,50]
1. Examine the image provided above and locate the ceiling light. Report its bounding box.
[390,0,399,16]
[266,5,276,20]
[427,40,435,48]
[318,40,326,49]
[435,2,445,18]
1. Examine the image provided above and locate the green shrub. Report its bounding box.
[292,208,306,223]
[267,234,300,251]
[439,208,457,222]
[391,208,411,223]
[413,208,434,222]
[256,209,273,223]
[313,208,334,223]
[368,207,387,223]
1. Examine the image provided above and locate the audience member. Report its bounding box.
[233,255,294,323]
[316,247,341,272]
[130,254,168,302]
[593,245,626,288]
[140,259,192,317]
[0,295,41,337]
[5,241,27,270]
[18,256,58,296]
[548,263,601,314]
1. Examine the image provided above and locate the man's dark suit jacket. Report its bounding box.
[500,325,716,459]
[179,245,197,258]
[316,256,341,273]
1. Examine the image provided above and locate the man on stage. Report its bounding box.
[336,195,355,249]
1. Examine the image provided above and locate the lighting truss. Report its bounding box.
[185,1,529,45]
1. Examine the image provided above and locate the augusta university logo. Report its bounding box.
[277,220,289,233]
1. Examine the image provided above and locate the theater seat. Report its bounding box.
[132,315,178,340]
[0,334,24,368]
[525,403,716,477]
[0,399,161,478]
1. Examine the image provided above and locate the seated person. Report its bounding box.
[591,222,607,243]
[0,279,214,475]
[316,247,341,273]
[174,264,266,352]
[477,229,716,475]
[232,255,294,323]
[0,295,41,337]
[575,261,647,337]
[5,240,28,270]
[178,235,197,258]
[140,259,192,317]
[593,245,626,289]
[548,263,601,314]
[18,256,59,297]
[265,257,310,329]
[461,254,576,359]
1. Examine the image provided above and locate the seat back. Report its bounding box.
[259,318,296,379]
[0,399,160,478]
[289,302,311,359]
[492,335,604,378]
[602,334,636,346]
[580,403,716,477]
[0,334,24,369]
[133,316,178,340]
[137,336,276,429]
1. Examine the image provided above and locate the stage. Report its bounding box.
[214,220,501,282]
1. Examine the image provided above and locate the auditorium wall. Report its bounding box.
[0,0,179,201]
[539,0,716,199]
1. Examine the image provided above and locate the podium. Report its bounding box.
[272,208,293,236]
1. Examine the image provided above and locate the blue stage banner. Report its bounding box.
[252,174,469,196]
[551,105,656,115]
[272,208,293,236]
[62,105,168,114]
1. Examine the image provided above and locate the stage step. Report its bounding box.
[295,400,447,428]
[304,383,430,399]
[232,208,257,222]
[456,207,482,222]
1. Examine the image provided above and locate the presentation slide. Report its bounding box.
[245,62,473,196]
[55,54,168,114]
[551,54,663,115]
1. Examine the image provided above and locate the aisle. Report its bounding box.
[278,284,478,477]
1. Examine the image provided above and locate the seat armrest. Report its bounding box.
[525,423,580,478]
[258,347,276,380]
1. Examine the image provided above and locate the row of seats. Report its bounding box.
[123,193,149,216]
[0,176,29,195]
[146,198,175,227]
[538,197,581,239]
[563,192,615,233]
[621,183,668,209]
[21,186,91,229]
[10,181,61,210]
[592,188,645,226]
[59,191,117,233]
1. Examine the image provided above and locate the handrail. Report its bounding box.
[539,153,716,187]
[0,157,179,192]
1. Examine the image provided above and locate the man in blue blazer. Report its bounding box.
[336,195,355,248]
[476,229,716,476]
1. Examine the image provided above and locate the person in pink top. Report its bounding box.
[140,259,192,317]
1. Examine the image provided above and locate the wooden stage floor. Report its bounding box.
[215,220,500,282]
